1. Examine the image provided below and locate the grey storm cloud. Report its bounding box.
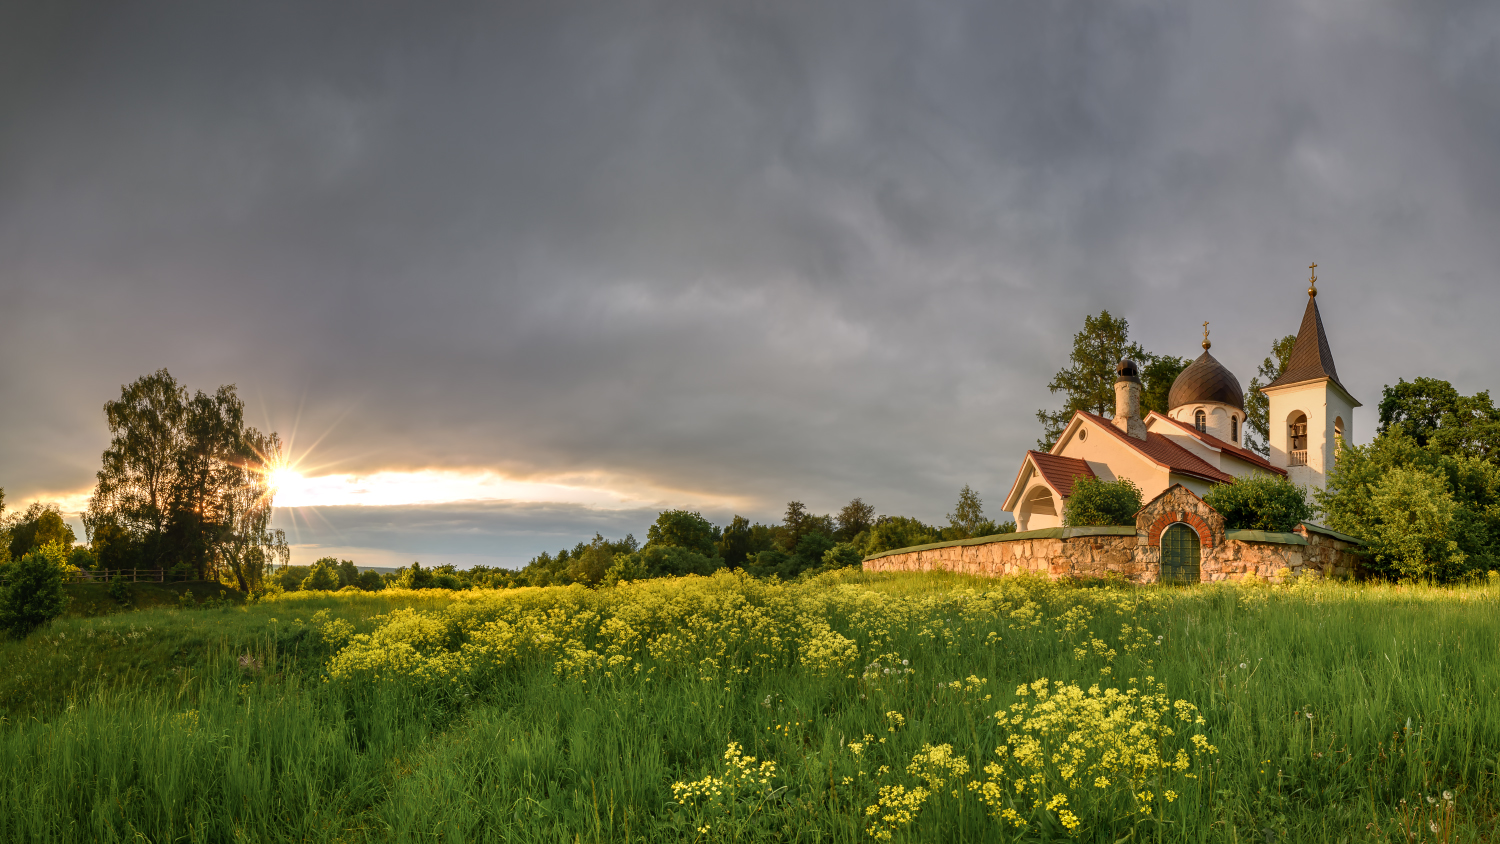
[3,0,1499,565]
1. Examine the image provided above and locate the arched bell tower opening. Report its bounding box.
[1288,412,1309,466]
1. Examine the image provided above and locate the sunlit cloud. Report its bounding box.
[269,468,747,513]
[16,490,93,517]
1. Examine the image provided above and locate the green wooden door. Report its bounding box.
[1161,523,1201,584]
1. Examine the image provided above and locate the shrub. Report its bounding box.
[0,543,69,638]
[820,542,863,571]
[396,562,435,589]
[1317,430,1500,580]
[68,545,97,571]
[743,549,797,579]
[1202,473,1312,532]
[639,545,721,578]
[856,517,940,556]
[107,574,130,608]
[1062,477,1142,527]
[1360,467,1469,581]
[269,565,312,592]
[603,552,649,587]
[301,560,340,591]
[565,536,620,586]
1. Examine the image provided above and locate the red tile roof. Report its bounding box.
[1027,451,1096,498]
[1147,412,1287,476]
[1076,413,1236,484]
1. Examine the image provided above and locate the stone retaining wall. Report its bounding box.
[862,484,1362,584]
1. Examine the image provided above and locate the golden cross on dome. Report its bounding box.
[1202,321,1211,350]
[1309,262,1318,297]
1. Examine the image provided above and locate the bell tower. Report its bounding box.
[1261,264,1361,492]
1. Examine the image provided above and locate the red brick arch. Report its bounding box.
[1146,511,1215,549]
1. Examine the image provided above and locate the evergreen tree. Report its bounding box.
[1036,311,1149,449]
[1140,355,1190,416]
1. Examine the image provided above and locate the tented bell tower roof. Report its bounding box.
[1264,265,1351,397]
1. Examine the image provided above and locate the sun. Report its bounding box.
[267,465,304,494]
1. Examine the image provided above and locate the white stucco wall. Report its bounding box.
[1264,379,1357,492]
[1168,401,1245,447]
[1053,417,1172,501]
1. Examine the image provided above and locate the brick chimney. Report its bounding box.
[1114,359,1147,441]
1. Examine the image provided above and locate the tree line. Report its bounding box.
[266,485,1018,593]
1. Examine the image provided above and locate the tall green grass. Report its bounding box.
[0,574,1495,842]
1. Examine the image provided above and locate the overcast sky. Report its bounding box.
[3,0,1498,568]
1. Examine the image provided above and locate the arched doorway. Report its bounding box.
[1161,523,1201,583]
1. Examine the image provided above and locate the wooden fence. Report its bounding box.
[0,567,211,586]
[64,568,173,584]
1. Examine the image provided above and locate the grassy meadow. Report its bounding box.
[0,571,1497,843]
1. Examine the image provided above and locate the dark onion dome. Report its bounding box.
[1168,350,1245,411]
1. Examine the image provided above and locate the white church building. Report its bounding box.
[1003,268,1359,531]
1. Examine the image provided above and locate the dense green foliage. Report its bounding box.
[645,510,722,557]
[1062,476,1142,527]
[4,503,76,561]
[270,557,387,593]
[1202,473,1313,532]
[1318,425,1500,581]
[0,574,1496,841]
[1244,334,1297,456]
[84,370,287,590]
[1378,376,1500,462]
[0,542,69,639]
[301,559,341,591]
[1317,376,1500,581]
[508,490,1014,588]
